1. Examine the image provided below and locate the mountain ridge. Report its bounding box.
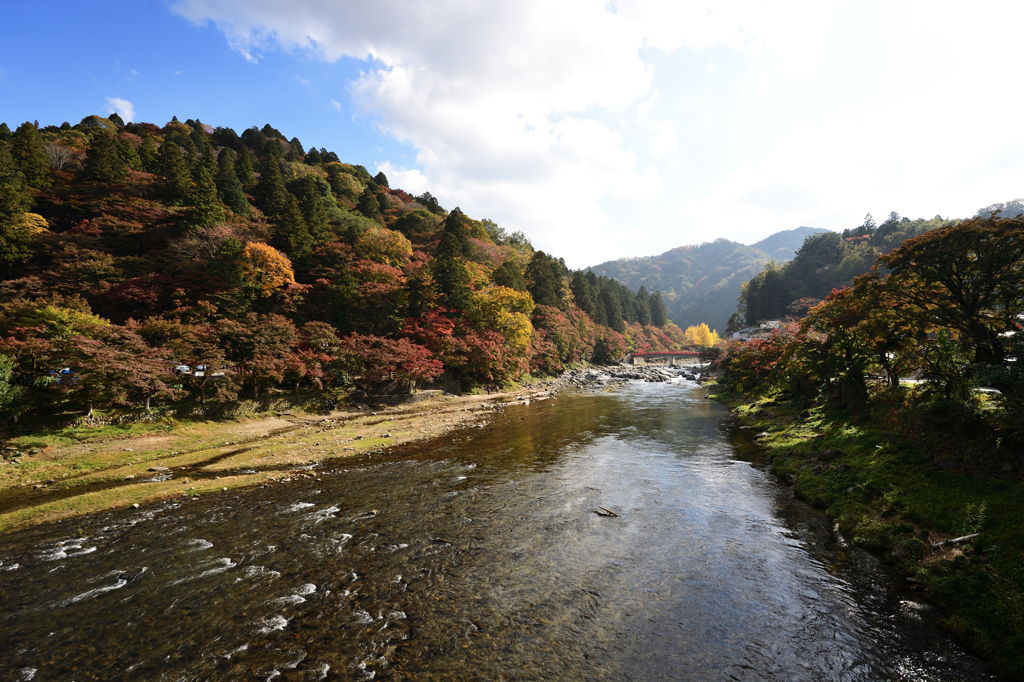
[587,226,830,332]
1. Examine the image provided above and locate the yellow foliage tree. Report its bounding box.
[471,286,535,359]
[239,242,295,297]
[684,322,720,347]
[23,213,49,235]
[356,227,413,268]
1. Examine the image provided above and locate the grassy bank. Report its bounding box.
[0,387,558,535]
[708,382,1024,678]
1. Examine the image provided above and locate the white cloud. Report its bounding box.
[167,0,705,263]
[170,0,1024,267]
[295,75,309,86]
[105,97,135,122]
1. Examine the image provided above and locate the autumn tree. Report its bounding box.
[878,215,1024,365]
[238,242,295,298]
[338,333,443,389]
[684,322,719,347]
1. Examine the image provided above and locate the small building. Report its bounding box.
[730,320,781,341]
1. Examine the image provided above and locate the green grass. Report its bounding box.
[710,383,1024,679]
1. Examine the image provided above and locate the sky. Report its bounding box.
[1,1,1021,269]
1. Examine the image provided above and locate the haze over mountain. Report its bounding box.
[587,226,828,333]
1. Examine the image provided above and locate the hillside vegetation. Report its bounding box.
[588,226,827,333]
[0,115,695,426]
[714,214,1024,676]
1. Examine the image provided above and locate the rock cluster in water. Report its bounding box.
[559,364,703,390]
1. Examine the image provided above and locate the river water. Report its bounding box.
[0,379,994,680]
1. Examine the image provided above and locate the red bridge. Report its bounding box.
[625,350,703,364]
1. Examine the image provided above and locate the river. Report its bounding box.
[0,379,994,680]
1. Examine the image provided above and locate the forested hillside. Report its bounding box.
[738,213,958,326]
[0,115,692,422]
[588,226,827,333]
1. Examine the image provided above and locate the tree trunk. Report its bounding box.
[145,395,152,412]
[85,401,94,419]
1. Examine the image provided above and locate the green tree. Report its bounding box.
[158,141,192,204]
[650,291,668,327]
[82,131,129,183]
[600,289,625,332]
[11,122,51,188]
[254,155,291,218]
[493,260,527,292]
[293,175,331,243]
[526,251,561,308]
[215,148,249,215]
[0,141,33,270]
[442,208,471,255]
[0,354,23,421]
[741,262,788,325]
[138,135,159,173]
[570,271,596,317]
[271,195,314,261]
[184,163,225,228]
[635,286,652,326]
[356,187,381,221]
[114,135,143,171]
[236,146,256,186]
[284,136,302,160]
[432,230,473,314]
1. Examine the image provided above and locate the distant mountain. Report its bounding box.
[751,226,830,262]
[587,227,830,333]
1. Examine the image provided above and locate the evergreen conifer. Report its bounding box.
[635,286,652,326]
[433,231,473,314]
[11,122,51,188]
[294,176,330,243]
[184,163,225,228]
[254,156,291,218]
[216,148,249,216]
[236,146,256,186]
[157,142,193,204]
[356,187,381,221]
[138,135,159,173]
[600,290,625,332]
[82,131,129,183]
[0,142,33,269]
[272,195,313,261]
[650,291,668,327]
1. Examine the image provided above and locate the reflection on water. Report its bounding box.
[0,381,994,680]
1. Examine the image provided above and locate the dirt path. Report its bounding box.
[0,385,561,535]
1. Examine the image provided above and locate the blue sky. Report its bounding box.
[2,1,1022,268]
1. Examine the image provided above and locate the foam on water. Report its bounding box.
[257,615,290,634]
[63,578,128,606]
